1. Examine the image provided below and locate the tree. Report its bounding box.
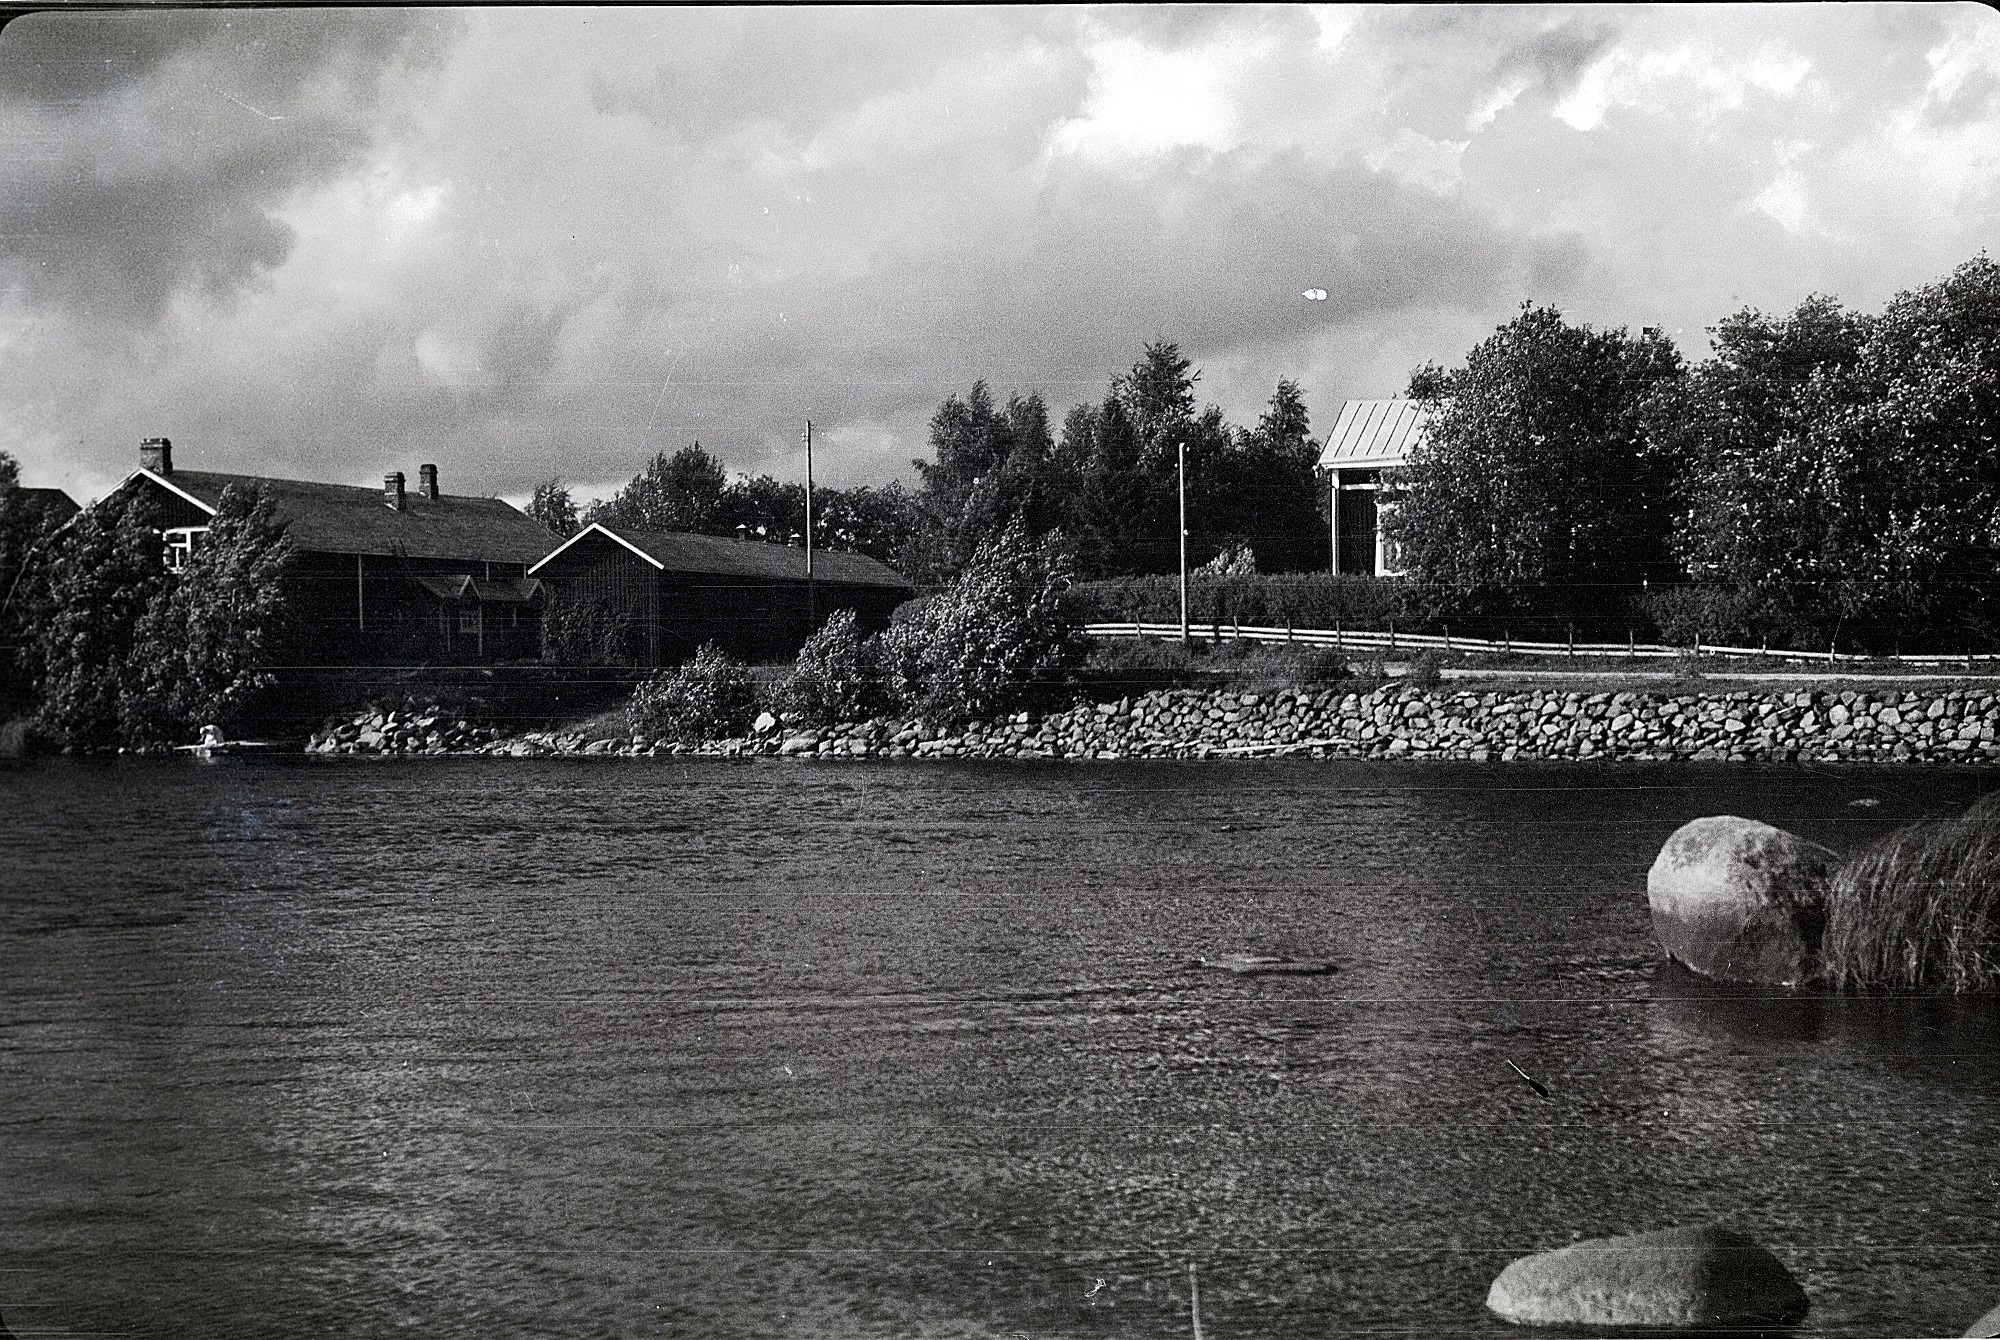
[903,382,1058,584]
[133,483,295,740]
[1251,378,1315,471]
[35,490,169,747]
[1059,393,1160,576]
[715,473,805,542]
[1198,380,1323,572]
[528,477,580,538]
[587,443,728,532]
[1114,340,1199,468]
[1646,256,2000,650]
[1385,303,1685,620]
[0,452,70,713]
[813,482,921,563]
[1641,295,1870,644]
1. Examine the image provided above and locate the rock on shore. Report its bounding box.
[306,705,503,755]
[1648,816,1839,986]
[1486,1224,1809,1329]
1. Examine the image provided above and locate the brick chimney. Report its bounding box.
[141,437,173,475]
[418,463,438,500]
[384,471,405,510]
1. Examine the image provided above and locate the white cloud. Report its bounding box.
[1364,128,1470,195]
[1554,39,1813,131]
[1051,28,1259,162]
[1467,78,1530,132]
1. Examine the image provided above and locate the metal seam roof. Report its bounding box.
[1317,399,1434,470]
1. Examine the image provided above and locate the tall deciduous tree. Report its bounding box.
[903,382,1058,584]
[35,490,169,747]
[134,483,296,739]
[528,477,580,537]
[0,451,71,712]
[1645,256,2000,649]
[1387,303,1685,619]
[1641,295,1870,642]
[587,443,728,532]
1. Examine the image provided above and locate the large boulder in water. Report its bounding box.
[1647,816,1838,986]
[1965,1297,2000,1337]
[1486,1224,1809,1329]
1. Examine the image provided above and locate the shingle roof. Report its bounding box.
[17,488,81,522]
[533,523,912,590]
[129,469,557,564]
[1318,399,1434,470]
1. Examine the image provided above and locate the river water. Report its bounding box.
[3,758,1996,1339]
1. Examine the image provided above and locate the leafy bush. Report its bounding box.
[1076,637,1205,695]
[878,522,1083,721]
[1402,650,1444,689]
[1822,790,2000,994]
[775,609,888,725]
[1288,646,1357,690]
[1638,584,1824,652]
[1194,542,1257,578]
[626,642,757,743]
[542,591,637,665]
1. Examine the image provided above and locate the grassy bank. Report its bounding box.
[1823,792,2000,993]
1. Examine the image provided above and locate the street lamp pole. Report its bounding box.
[803,419,817,630]
[1178,439,1190,646]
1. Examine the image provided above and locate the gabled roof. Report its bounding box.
[531,522,912,590]
[1318,399,1434,471]
[117,468,556,564]
[414,574,545,604]
[16,487,81,523]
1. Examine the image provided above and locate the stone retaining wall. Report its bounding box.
[735,684,2000,763]
[321,683,2000,762]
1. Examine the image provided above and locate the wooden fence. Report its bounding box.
[1079,620,2000,669]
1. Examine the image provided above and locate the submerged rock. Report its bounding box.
[1486,1224,1809,1329]
[1194,954,1334,976]
[1647,815,1838,986]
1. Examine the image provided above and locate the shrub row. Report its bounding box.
[1066,573,1410,631]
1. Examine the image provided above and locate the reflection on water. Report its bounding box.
[1,757,1996,1338]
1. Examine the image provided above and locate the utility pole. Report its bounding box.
[1178,440,1190,645]
[803,419,817,629]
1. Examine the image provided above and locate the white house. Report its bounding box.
[1317,398,1433,577]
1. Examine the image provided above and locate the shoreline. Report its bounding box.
[306,681,2000,765]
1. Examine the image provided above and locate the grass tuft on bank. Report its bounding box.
[1822,791,2000,994]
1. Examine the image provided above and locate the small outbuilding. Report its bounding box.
[528,523,914,666]
[1317,398,1433,577]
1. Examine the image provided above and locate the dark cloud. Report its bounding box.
[0,9,454,321]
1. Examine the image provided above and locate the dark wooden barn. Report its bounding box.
[529,522,914,666]
[108,438,557,664]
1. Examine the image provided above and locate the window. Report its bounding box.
[162,526,208,572]
[458,605,481,634]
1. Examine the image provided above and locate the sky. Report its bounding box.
[3,4,1997,508]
